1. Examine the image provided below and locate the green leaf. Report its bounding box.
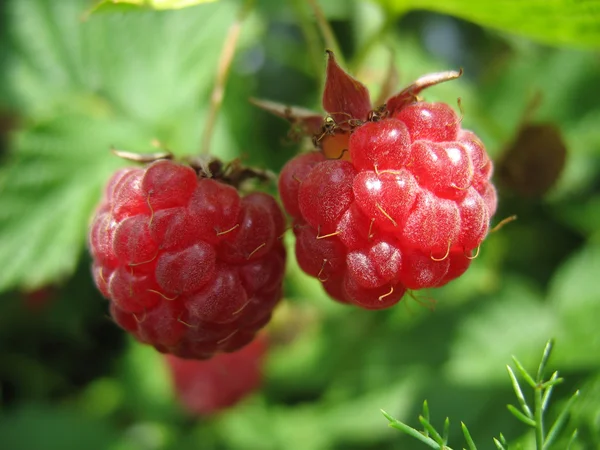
[444,278,555,385]
[213,375,422,450]
[541,372,562,410]
[566,429,579,450]
[493,438,506,450]
[544,390,580,449]
[461,422,477,450]
[537,340,555,382]
[550,243,600,369]
[0,404,119,450]
[507,404,537,427]
[0,116,146,291]
[382,410,441,449]
[0,0,243,292]
[569,373,600,445]
[377,0,600,49]
[506,365,533,418]
[88,0,218,16]
[442,417,450,445]
[512,357,537,388]
[419,415,444,445]
[117,339,177,420]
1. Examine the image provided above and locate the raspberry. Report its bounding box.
[21,287,57,313]
[165,334,267,415]
[89,159,286,359]
[274,53,496,309]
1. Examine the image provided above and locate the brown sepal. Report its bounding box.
[322,50,372,124]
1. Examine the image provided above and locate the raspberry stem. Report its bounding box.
[200,0,254,156]
[292,0,324,85]
[306,0,346,68]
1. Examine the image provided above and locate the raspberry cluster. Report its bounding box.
[89,51,497,360]
[275,54,496,309]
[89,160,285,359]
[165,334,267,415]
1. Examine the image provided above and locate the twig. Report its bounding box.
[200,0,254,155]
[305,0,345,67]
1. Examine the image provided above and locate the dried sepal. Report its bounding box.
[111,147,174,163]
[250,98,324,136]
[186,156,275,191]
[386,70,463,114]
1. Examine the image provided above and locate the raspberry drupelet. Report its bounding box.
[275,52,496,310]
[89,159,286,359]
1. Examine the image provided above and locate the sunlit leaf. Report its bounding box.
[117,339,176,419]
[0,0,242,292]
[0,116,147,291]
[377,0,600,48]
[444,278,555,385]
[550,243,600,369]
[87,0,218,17]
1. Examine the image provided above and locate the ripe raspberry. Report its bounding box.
[21,287,57,313]
[165,334,267,415]
[275,53,496,309]
[89,159,286,359]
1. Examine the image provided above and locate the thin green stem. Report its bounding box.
[507,404,536,427]
[544,390,580,449]
[512,356,537,389]
[566,429,578,450]
[534,384,545,450]
[541,372,561,410]
[419,416,444,445]
[422,400,431,437]
[493,438,507,450]
[200,0,254,155]
[442,417,450,445]
[537,340,554,382]
[305,0,345,67]
[381,410,447,449]
[292,0,324,85]
[461,422,477,450]
[507,365,533,419]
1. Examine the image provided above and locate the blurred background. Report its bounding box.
[1,0,599,449]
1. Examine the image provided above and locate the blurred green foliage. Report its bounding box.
[88,0,219,15]
[0,0,599,449]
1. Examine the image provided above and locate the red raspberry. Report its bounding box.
[276,53,496,310]
[21,287,57,313]
[89,159,286,359]
[165,334,267,415]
